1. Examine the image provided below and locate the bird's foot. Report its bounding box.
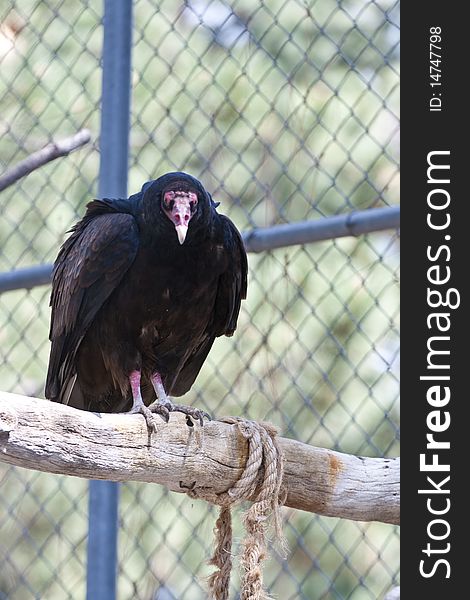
[148,400,211,427]
[127,403,158,432]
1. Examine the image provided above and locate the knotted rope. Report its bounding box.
[187,417,287,600]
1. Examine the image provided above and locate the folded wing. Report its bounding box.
[45,208,139,402]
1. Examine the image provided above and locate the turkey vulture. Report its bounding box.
[45,172,248,430]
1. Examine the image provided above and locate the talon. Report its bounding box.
[147,399,210,427]
[128,403,157,432]
[170,405,210,427]
[149,372,210,427]
[148,402,171,423]
[195,409,211,426]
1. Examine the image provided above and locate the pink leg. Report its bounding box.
[129,370,144,409]
[127,369,157,431]
[147,371,210,426]
[150,372,169,403]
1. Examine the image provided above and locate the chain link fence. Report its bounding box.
[0,1,400,598]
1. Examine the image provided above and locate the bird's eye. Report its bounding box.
[164,191,175,209]
[190,200,197,213]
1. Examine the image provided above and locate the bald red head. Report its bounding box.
[162,189,198,244]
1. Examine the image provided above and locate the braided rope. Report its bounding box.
[187,418,286,600]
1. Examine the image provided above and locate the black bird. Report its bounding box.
[45,172,247,429]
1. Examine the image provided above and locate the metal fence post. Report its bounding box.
[86,1,133,599]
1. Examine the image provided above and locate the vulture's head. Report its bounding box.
[139,172,215,245]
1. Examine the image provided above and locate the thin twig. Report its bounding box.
[0,129,92,192]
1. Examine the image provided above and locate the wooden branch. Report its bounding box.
[0,129,91,192]
[0,391,399,525]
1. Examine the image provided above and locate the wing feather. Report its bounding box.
[212,214,248,337]
[45,211,139,401]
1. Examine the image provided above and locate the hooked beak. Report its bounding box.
[165,196,193,245]
[175,223,187,245]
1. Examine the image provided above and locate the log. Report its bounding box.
[0,391,399,525]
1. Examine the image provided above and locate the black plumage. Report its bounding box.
[45,172,247,428]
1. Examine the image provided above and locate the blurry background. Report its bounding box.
[0,0,399,598]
